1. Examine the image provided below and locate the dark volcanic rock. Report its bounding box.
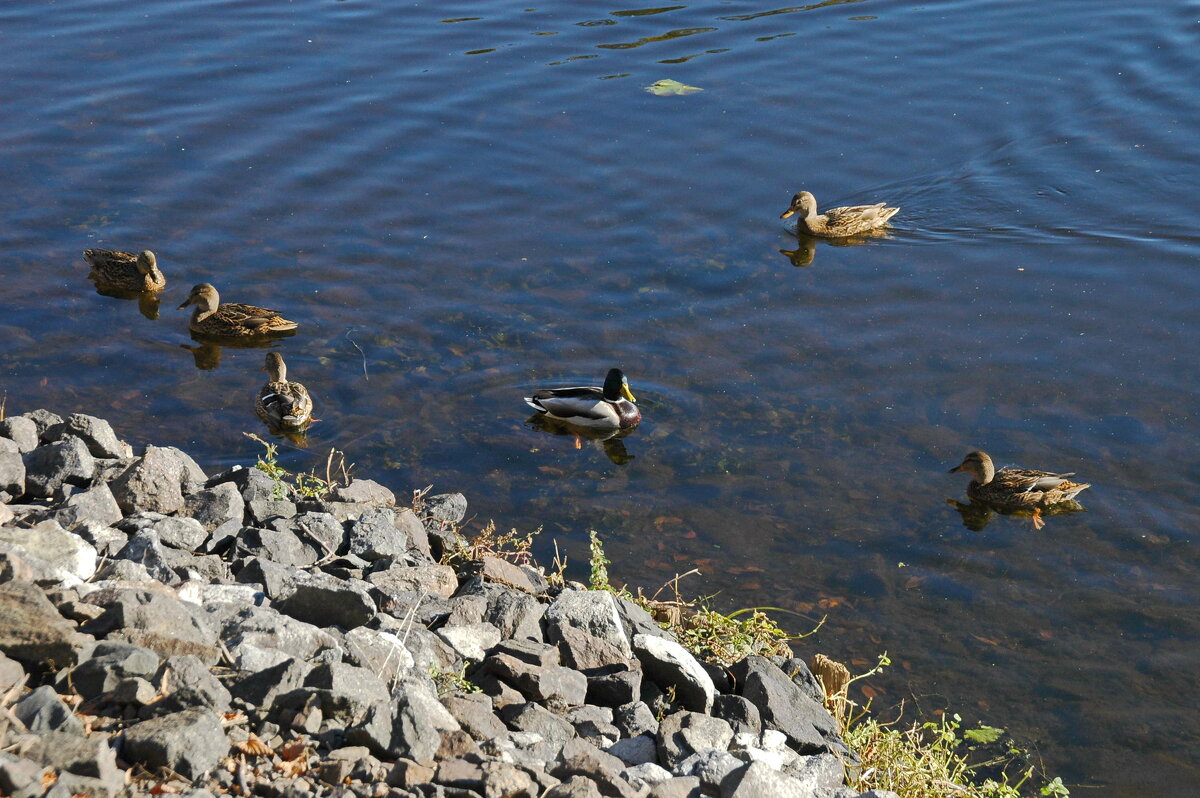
[272,571,376,630]
[206,464,287,503]
[21,731,123,795]
[13,684,84,734]
[0,580,89,668]
[23,436,95,498]
[367,562,459,599]
[0,416,40,452]
[150,654,232,715]
[117,512,209,551]
[114,530,182,584]
[123,706,228,779]
[656,710,734,770]
[485,652,588,707]
[0,451,24,501]
[301,661,391,724]
[236,526,320,567]
[587,664,643,708]
[712,694,762,737]
[729,656,839,754]
[84,587,220,664]
[331,478,396,507]
[181,481,245,532]
[54,482,123,531]
[70,641,162,698]
[442,693,509,741]
[44,413,130,459]
[347,677,460,761]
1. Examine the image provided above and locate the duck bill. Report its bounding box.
[947,464,965,474]
[621,384,637,403]
[779,208,796,219]
[177,300,191,309]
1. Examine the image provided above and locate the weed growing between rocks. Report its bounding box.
[244,432,352,500]
[440,519,540,567]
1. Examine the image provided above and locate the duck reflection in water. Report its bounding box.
[527,415,637,465]
[945,497,1086,532]
[178,330,296,371]
[89,285,163,320]
[779,229,892,268]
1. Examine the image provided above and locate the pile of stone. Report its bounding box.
[0,409,897,798]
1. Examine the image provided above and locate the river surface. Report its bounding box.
[2,1,1198,794]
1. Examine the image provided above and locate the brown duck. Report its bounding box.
[256,352,313,429]
[948,450,1090,510]
[178,283,298,337]
[780,191,899,237]
[84,249,166,292]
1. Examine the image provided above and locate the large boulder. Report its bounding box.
[545,590,634,670]
[109,445,206,515]
[0,580,90,668]
[22,437,95,498]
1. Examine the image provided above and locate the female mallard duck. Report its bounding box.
[178,283,298,337]
[84,249,166,292]
[949,450,1090,510]
[780,191,899,237]
[525,368,641,429]
[256,352,313,429]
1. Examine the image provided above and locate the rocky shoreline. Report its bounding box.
[0,409,896,798]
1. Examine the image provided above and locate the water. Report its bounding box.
[3,0,1199,793]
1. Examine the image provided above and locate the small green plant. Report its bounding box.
[441,519,541,566]
[588,530,612,591]
[429,664,481,698]
[244,432,352,500]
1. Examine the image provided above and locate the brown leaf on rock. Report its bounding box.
[279,739,309,762]
[275,758,308,778]
[235,734,272,757]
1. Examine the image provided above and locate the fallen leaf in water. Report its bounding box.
[860,685,879,700]
[645,78,703,96]
[973,635,1001,647]
[904,576,925,589]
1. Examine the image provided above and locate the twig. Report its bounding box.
[345,327,368,381]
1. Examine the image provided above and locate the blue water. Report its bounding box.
[2,1,1198,793]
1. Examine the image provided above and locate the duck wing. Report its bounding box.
[525,386,609,420]
[996,467,1077,493]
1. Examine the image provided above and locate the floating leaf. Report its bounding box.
[645,78,703,96]
[964,724,1005,744]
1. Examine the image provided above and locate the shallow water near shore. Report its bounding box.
[2,0,1199,793]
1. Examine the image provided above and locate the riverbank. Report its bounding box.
[3,408,910,797]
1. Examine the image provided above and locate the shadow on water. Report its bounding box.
[526,414,638,465]
[945,496,1087,532]
[778,229,892,267]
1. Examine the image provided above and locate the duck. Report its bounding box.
[948,450,1091,510]
[255,352,313,430]
[780,191,899,237]
[83,249,166,292]
[178,283,298,337]
[524,368,641,430]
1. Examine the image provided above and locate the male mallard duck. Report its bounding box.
[256,352,313,429]
[524,368,641,429]
[84,249,166,292]
[780,191,899,237]
[948,450,1090,510]
[178,283,298,337]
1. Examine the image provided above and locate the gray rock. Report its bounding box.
[675,750,743,790]
[0,751,47,797]
[348,676,459,761]
[228,657,312,707]
[614,701,659,739]
[657,711,734,770]
[0,520,98,584]
[485,653,588,708]
[587,664,643,708]
[301,661,391,725]
[272,571,376,630]
[495,638,560,667]
[781,752,845,793]
[425,492,467,525]
[348,508,409,561]
[113,530,180,584]
[0,437,18,454]
[181,482,245,532]
[207,465,287,503]
[120,512,210,551]
[70,641,162,698]
[44,414,130,459]
[730,656,839,754]
[719,760,813,798]
[437,622,502,662]
[83,587,220,664]
[633,633,715,714]
[21,409,64,439]
[279,511,345,559]
[485,587,546,641]
[343,626,415,686]
[442,693,509,741]
[236,526,320,567]
[546,775,604,798]
[23,437,95,498]
[245,497,297,525]
[109,445,202,515]
[198,518,239,555]
[93,558,155,584]
[54,482,123,531]
[0,580,89,668]
[713,694,763,737]
[0,652,24,694]
[622,762,674,790]
[648,776,704,798]
[13,685,83,734]
[368,562,459,601]
[0,454,21,501]
[76,525,128,558]
[394,507,431,559]
[479,556,540,594]
[210,603,341,670]
[331,478,396,507]
[0,416,39,452]
[608,734,658,766]
[21,731,123,795]
[122,707,228,779]
[545,590,634,671]
[501,702,576,752]
[149,654,232,715]
[550,737,635,798]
